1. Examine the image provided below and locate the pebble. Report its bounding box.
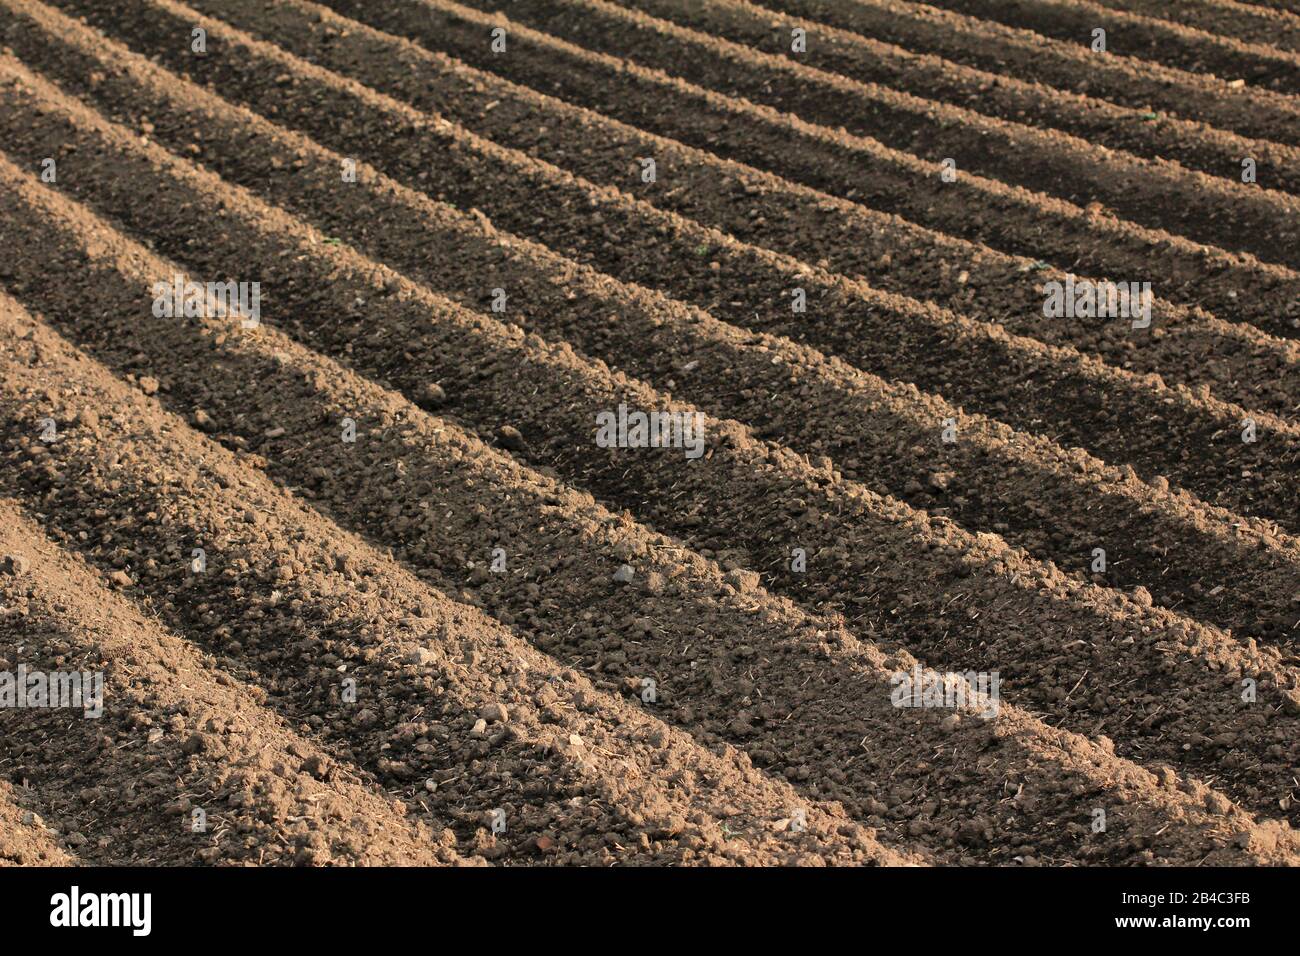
[478,702,509,723]
[405,646,436,666]
[496,425,525,450]
[138,376,160,396]
[301,755,330,779]
[1281,689,1300,716]
[612,564,635,584]
[723,568,760,594]
[422,383,447,406]
[1204,791,1233,815]
[1,554,30,576]
[107,569,134,588]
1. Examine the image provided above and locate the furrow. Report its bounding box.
[291,0,1300,374]
[1083,0,1300,52]
[2,136,1295,869]
[0,498,464,867]
[766,0,1300,146]
[0,292,879,868]
[2,42,1297,650]
[2,66,1299,831]
[20,0,1300,535]
[925,0,1300,92]
[438,0,1300,271]
[1237,0,1299,12]
[47,0,1300,354]
[619,0,1300,197]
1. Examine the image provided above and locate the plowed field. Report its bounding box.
[2,0,1298,867]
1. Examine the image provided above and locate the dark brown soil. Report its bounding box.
[927,0,1300,93]
[1,0,1298,866]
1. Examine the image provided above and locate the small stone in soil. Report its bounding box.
[496,425,525,450]
[405,646,436,666]
[478,702,509,723]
